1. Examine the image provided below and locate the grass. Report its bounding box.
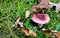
[0,0,60,38]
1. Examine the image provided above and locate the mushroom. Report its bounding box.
[32,13,50,24]
[31,13,50,29]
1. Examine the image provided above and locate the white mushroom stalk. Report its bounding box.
[38,24,44,29]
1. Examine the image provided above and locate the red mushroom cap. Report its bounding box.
[32,13,50,24]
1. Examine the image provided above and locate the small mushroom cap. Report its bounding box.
[32,13,50,24]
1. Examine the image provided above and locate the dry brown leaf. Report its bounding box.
[43,29,60,38]
[31,5,39,12]
[38,0,50,10]
[31,0,50,13]
[18,22,23,27]
[38,0,41,3]
[49,2,60,12]
[44,30,51,34]
[15,17,37,37]
[15,17,21,28]
[49,2,57,8]
[29,30,37,37]
[22,28,37,37]
[22,28,30,36]
[56,2,60,12]
[25,10,31,18]
[40,0,50,3]
[44,30,52,36]
[54,31,60,38]
[15,17,21,23]
[32,32,37,37]
[15,17,23,29]
[38,0,50,3]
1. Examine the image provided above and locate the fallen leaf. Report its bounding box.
[49,2,60,12]
[44,30,52,35]
[25,10,31,18]
[15,17,21,23]
[49,2,57,8]
[29,30,37,37]
[22,28,37,37]
[38,0,41,3]
[40,0,50,3]
[31,5,39,12]
[38,0,50,10]
[15,17,24,29]
[19,22,23,27]
[54,31,60,38]
[32,32,37,37]
[56,2,60,12]
[22,28,30,36]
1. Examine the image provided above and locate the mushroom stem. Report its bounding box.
[38,24,44,30]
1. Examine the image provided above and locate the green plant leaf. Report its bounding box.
[55,23,60,31]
